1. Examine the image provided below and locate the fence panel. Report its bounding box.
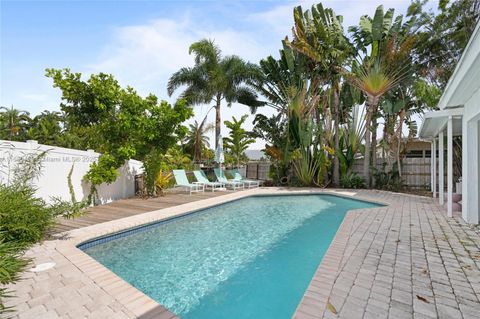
[351,158,444,189]
[246,162,271,180]
[0,140,143,204]
[243,159,439,189]
[246,163,258,179]
[257,163,270,180]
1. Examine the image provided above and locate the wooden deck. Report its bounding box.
[53,190,234,233]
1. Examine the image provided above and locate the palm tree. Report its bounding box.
[27,110,63,145]
[348,5,416,185]
[349,60,407,184]
[253,41,308,114]
[183,117,214,162]
[168,39,263,149]
[285,3,353,186]
[0,106,31,141]
[224,115,256,167]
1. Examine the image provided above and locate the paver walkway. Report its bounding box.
[316,190,480,319]
[4,189,480,319]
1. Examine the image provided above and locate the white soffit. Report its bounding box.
[419,107,464,138]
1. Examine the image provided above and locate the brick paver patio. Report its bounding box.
[4,189,480,319]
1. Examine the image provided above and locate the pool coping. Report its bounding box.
[53,188,388,319]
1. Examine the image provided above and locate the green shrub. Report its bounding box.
[0,235,29,316]
[143,147,191,196]
[373,163,403,191]
[340,172,366,189]
[0,152,86,314]
[143,150,165,196]
[0,184,53,245]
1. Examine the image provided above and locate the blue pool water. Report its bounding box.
[82,194,379,319]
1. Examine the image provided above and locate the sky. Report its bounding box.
[1,0,428,150]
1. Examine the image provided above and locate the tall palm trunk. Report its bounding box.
[363,96,378,187]
[215,94,222,149]
[382,118,389,161]
[363,107,372,186]
[194,131,201,162]
[371,108,378,187]
[395,110,405,177]
[332,87,340,186]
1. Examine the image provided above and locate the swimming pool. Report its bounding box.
[81,194,379,319]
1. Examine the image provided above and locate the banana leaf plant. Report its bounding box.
[336,105,366,176]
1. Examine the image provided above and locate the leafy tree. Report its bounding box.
[252,113,287,151]
[26,110,63,145]
[183,118,214,162]
[46,68,193,201]
[167,39,264,149]
[286,86,331,186]
[0,106,30,141]
[223,115,255,167]
[412,0,480,90]
[163,147,192,169]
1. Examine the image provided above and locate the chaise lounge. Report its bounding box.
[230,169,260,188]
[214,168,244,191]
[172,169,204,195]
[193,170,225,192]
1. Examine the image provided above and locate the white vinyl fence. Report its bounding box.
[0,140,143,204]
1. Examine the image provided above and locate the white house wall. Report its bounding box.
[462,86,480,223]
[0,140,143,205]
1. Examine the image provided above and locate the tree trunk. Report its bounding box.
[396,110,405,177]
[193,123,202,163]
[363,96,377,187]
[332,87,340,186]
[382,117,389,161]
[371,114,378,187]
[215,94,222,149]
[363,110,372,186]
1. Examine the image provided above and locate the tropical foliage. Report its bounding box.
[183,118,214,163]
[252,1,478,188]
[168,39,263,149]
[223,115,255,166]
[0,106,30,141]
[1,0,478,195]
[2,2,479,311]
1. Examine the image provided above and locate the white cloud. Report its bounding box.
[83,0,421,150]
[87,17,274,95]
[86,16,279,149]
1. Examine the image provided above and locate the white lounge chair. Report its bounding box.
[193,170,225,192]
[172,170,204,195]
[214,168,244,190]
[230,169,260,188]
